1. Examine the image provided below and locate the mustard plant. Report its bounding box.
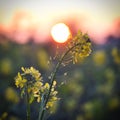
[15,31,92,120]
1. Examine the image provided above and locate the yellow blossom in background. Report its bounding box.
[97,83,113,95]
[0,112,8,120]
[9,116,20,120]
[112,47,120,65]
[105,68,115,82]
[76,115,84,120]
[37,49,52,70]
[108,97,119,110]
[83,102,93,112]
[65,98,76,111]
[0,58,12,75]
[4,87,19,103]
[83,102,93,119]
[93,50,106,66]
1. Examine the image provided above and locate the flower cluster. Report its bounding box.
[15,67,42,89]
[46,81,58,109]
[68,31,92,63]
[33,80,58,110]
[15,72,27,88]
[15,67,58,109]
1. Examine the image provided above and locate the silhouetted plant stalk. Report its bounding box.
[26,83,30,120]
[39,43,82,120]
[14,31,92,120]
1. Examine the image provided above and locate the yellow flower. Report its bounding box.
[46,101,54,108]
[27,87,32,93]
[53,80,57,86]
[15,67,44,103]
[68,31,92,63]
[44,83,50,89]
[15,72,27,88]
[79,42,91,57]
[32,87,39,94]
[21,67,42,81]
[34,93,41,102]
[46,96,58,113]
[51,91,58,96]
[51,96,58,101]
[34,81,43,88]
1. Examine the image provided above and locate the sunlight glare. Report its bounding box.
[51,23,70,43]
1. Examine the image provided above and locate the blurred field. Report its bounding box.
[0,34,120,120]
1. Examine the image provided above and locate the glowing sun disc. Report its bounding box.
[51,23,70,43]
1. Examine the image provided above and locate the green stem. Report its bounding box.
[26,84,30,120]
[38,95,44,120]
[38,109,45,120]
[39,43,80,120]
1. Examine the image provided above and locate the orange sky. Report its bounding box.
[0,0,120,44]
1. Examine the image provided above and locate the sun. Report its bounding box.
[51,23,71,43]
